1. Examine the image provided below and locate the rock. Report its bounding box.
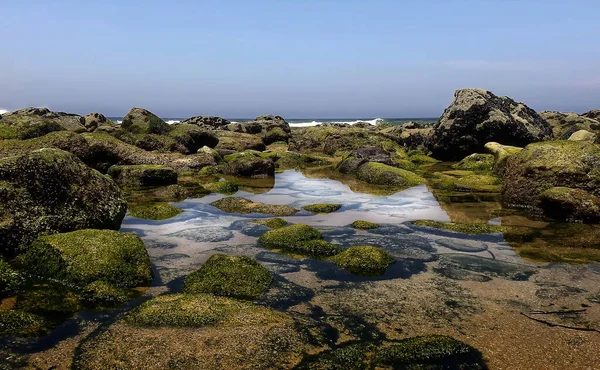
[540,111,600,139]
[484,142,522,176]
[0,310,49,337]
[168,124,219,153]
[503,141,600,215]
[253,218,288,229]
[263,127,290,145]
[429,171,502,193]
[303,203,342,214]
[431,89,552,160]
[0,107,86,139]
[538,187,600,223]
[0,131,91,159]
[568,129,597,142]
[350,220,380,230]
[83,113,116,132]
[128,203,183,220]
[121,107,170,134]
[226,121,263,134]
[214,130,266,151]
[337,146,395,174]
[206,180,239,194]
[210,197,298,216]
[23,229,152,288]
[452,153,494,171]
[290,125,385,155]
[181,115,231,129]
[258,224,341,256]
[183,254,272,300]
[331,245,395,276]
[253,114,291,133]
[356,162,426,187]
[108,164,177,187]
[152,184,189,202]
[133,133,184,153]
[0,149,127,257]
[582,109,600,121]
[379,126,434,151]
[220,151,275,178]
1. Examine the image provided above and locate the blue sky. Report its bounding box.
[1,0,599,118]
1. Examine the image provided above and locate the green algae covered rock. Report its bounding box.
[184,254,271,300]
[23,229,152,289]
[351,220,381,230]
[121,107,170,134]
[126,293,288,328]
[503,141,600,214]
[252,218,288,229]
[540,110,600,139]
[0,107,86,139]
[108,164,177,187]
[412,220,505,234]
[538,187,600,223]
[0,149,128,257]
[569,129,597,143]
[0,259,23,296]
[79,281,132,307]
[356,162,426,187]
[221,151,275,178]
[453,153,495,171]
[374,335,485,369]
[303,203,342,214]
[331,246,394,276]
[168,124,219,154]
[215,130,266,152]
[210,197,298,216]
[258,224,341,256]
[263,127,290,145]
[206,179,240,194]
[484,141,523,176]
[429,171,502,193]
[152,184,189,202]
[0,310,49,337]
[128,203,183,220]
[0,130,90,159]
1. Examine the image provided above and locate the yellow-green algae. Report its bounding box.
[252,218,288,229]
[128,202,183,220]
[356,162,426,187]
[303,203,342,214]
[210,197,298,216]
[330,246,395,276]
[183,254,271,300]
[452,153,495,171]
[351,220,381,230]
[413,220,505,234]
[206,179,240,194]
[258,224,341,256]
[107,164,177,187]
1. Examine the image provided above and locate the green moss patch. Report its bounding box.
[126,293,288,328]
[0,259,23,296]
[413,220,505,234]
[409,154,440,165]
[303,203,342,214]
[206,180,239,194]
[184,254,271,300]
[430,171,502,193]
[453,153,495,171]
[0,310,49,337]
[79,281,133,307]
[331,246,394,276]
[152,184,189,202]
[351,220,381,230]
[258,224,341,256]
[23,229,153,289]
[128,203,183,220]
[108,164,177,187]
[252,218,288,229]
[210,197,298,216]
[356,162,426,187]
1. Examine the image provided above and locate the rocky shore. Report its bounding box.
[1,88,599,369]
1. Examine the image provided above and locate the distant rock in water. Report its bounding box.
[0,107,86,139]
[181,115,231,129]
[430,89,552,160]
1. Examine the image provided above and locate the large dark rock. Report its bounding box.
[540,111,600,140]
[0,149,128,257]
[503,140,600,221]
[181,115,231,129]
[168,124,218,153]
[431,89,552,160]
[121,108,170,135]
[582,109,600,121]
[0,107,86,139]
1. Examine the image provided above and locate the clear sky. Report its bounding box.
[1,0,599,118]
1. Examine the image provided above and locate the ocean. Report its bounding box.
[107,117,437,127]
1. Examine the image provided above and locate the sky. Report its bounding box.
[1,0,599,118]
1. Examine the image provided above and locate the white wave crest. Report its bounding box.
[0,109,9,115]
[288,118,385,128]
[165,120,181,125]
[116,120,123,124]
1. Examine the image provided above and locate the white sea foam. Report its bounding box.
[288,118,385,127]
[0,109,9,115]
[165,120,181,125]
[116,120,123,124]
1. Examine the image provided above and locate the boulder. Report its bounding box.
[331,246,394,276]
[258,224,341,257]
[356,162,426,187]
[168,124,219,153]
[121,107,170,134]
[0,131,90,159]
[181,115,231,129]
[133,134,184,153]
[540,111,600,139]
[226,121,263,134]
[337,146,395,174]
[253,114,291,133]
[108,164,177,187]
[568,130,597,142]
[83,113,116,132]
[503,141,600,217]
[538,187,600,223]
[452,153,494,171]
[582,109,600,121]
[431,89,552,160]
[220,152,275,178]
[0,107,86,139]
[215,130,266,152]
[484,142,522,176]
[0,149,127,257]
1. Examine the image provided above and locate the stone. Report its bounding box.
[108,164,177,187]
[121,107,170,134]
[540,111,600,139]
[484,141,522,176]
[568,129,597,142]
[538,187,600,223]
[0,107,86,139]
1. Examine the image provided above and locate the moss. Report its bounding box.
[537,187,600,223]
[133,133,182,153]
[263,127,289,145]
[206,179,240,194]
[295,342,375,370]
[215,131,266,152]
[430,171,502,193]
[0,259,23,296]
[128,203,183,220]
[125,293,288,328]
[413,220,505,234]
[79,281,133,307]
[121,108,170,135]
[152,184,189,202]
[303,203,342,214]
[258,224,341,256]
[253,218,288,229]
[210,197,298,216]
[356,162,426,187]
[108,164,177,187]
[220,151,275,177]
[183,254,271,300]
[168,124,218,154]
[330,246,394,276]
[374,335,485,368]
[351,220,381,230]
[409,154,440,165]
[453,153,495,171]
[23,229,152,289]
[0,310,49,337]
[0,131,90,159]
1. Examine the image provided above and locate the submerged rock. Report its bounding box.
[0,259,23,296]
[0,149,127,257]
[128,203,183,220]
[330,245,395,276]
[108,164,177,187]
[303,203,342,214]
[210,197,298,216]
[258,224,341,256]
[351,220,381,230]
[431,88,552,160]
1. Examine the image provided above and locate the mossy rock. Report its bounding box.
[108,164,177,187]
[351,220,381,230]
[79,281,133,307]
[206,180,240,194]
[0,131,90,159]
[484,142,522,176]
[373,335,485,369]
[303,203,342,214]
[430,172,502,193]
[409,154,440,165]
[0,310,49,337]
[0,259,23,296]
[184,254,271,300]
[152,184,189,202]
[537,187,600,223]
[133,133,183,153]
[453,153,494,171]
[210,197,298,216]
[128,203,183,220]
[23,229,152,289]
[0,107,85,140]
[295,342,376,370]
[412,220,505,234]
[356,162,426,187]
[252,218,288,229]
[258,224,340,256]
[220,151,275,178]
[168,124,219,154]
[330,246,394,276]
[0,148,127,257]
[126,293,288,328]
[121,107,170,135]
[215,131,266,152]
[263,127,290,145]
